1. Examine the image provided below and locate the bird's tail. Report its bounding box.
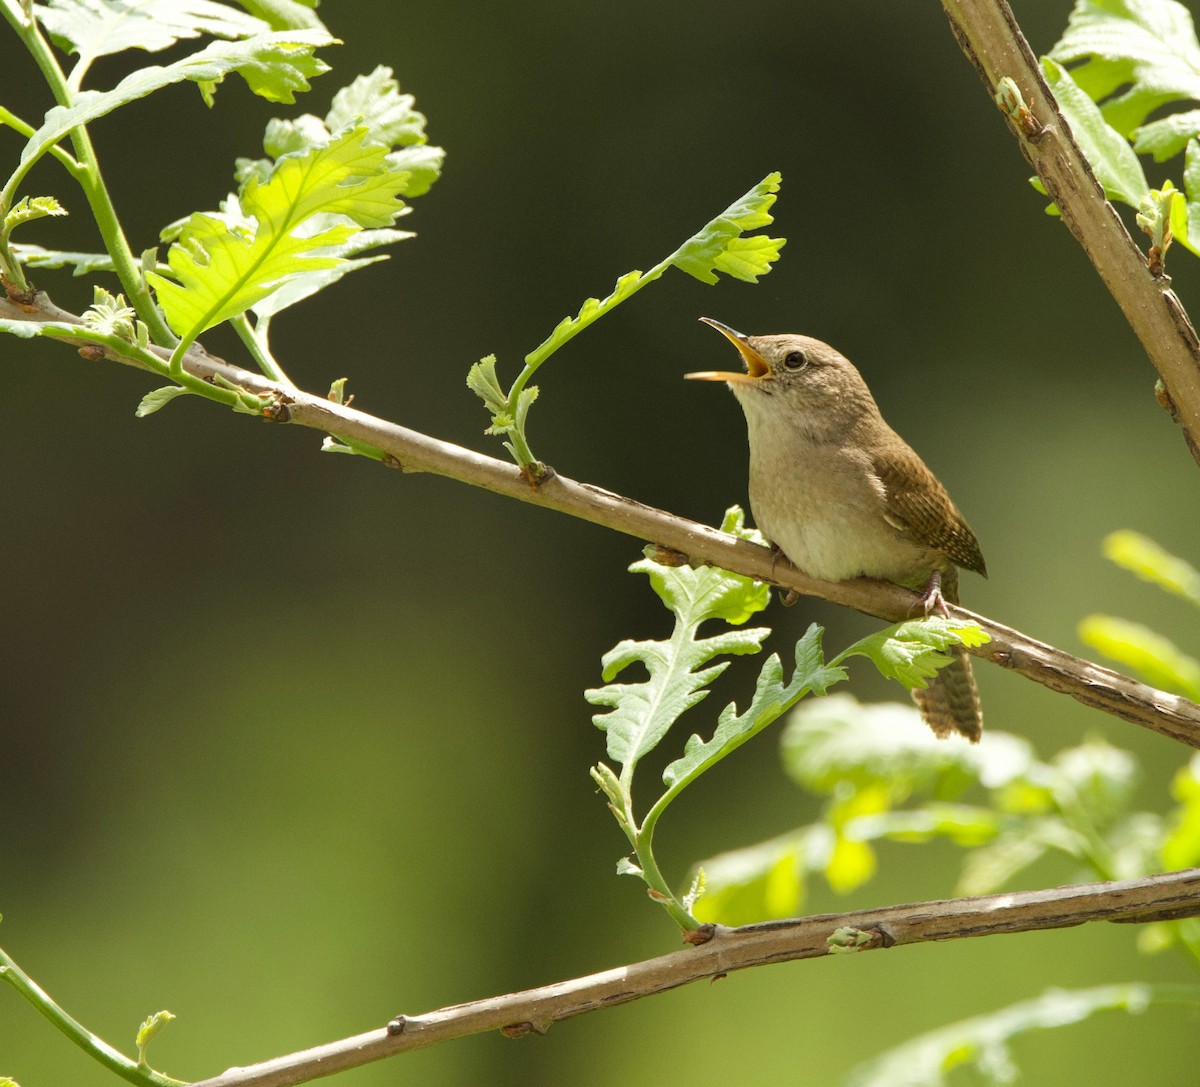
[911,566,983,742]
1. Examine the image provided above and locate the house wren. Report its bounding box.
[686,317,987,741]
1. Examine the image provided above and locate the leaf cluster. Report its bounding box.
[1035,0,1200,265]
[586,508,988,928]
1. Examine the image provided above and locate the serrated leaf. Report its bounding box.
[136,385,191,417]
[3,195,66,231]
[466,354,507,413]
[1040,57,1149,209]
[148,127,410,339]
[843,984,1194,1087]
[33,0,266,67]
[839,617,990,691]
[234,0,326,32]
[11,243,117,275]
[587,511,773,770]
[1050,0,1200,139]
[1102,529,1200,606]
[249,67,443,198]
[1078,614,1200,698]
[669,172,786,285]
[135,1009,175,1065]
[660,626,846,793]
[20,30,333,178]
[524,269,648,368]
[250,227,412,318]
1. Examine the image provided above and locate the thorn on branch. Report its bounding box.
[385,1016,407,1036]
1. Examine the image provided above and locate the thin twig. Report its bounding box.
[184,868,1200,1087]
[5,292,1200,750]
[940,0,1200,466]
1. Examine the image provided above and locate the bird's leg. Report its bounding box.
[768,543,801,606]
[919,570,951,618]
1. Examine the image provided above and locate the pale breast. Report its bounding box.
[745,434,938,584]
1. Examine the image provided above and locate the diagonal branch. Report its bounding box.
[5,292,1200,749]
[940,0,1200,466]
[186,868,1200,1087]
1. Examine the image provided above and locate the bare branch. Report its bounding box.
[940,0,1200,467]
[5,292,1200,749]
[186,868,1200,1087]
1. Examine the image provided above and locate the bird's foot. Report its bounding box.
[919,570,951,618]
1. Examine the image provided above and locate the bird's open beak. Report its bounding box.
[684,317,770,385]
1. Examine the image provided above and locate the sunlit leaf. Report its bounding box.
[1078,614,1200,698]
[1102,529,1200,606]
[844,984,1197,1087]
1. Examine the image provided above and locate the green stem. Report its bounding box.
[231,314,295,387]
[632,821,697,930]
[0,943,185,1087]
[5,14,175,344]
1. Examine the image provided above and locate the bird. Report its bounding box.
[685,316,987,741]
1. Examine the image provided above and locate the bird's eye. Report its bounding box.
[783,349,807,369]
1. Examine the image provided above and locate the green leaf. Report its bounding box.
[586,508,772,771]
[250,227,412,318]
[248,66,443,198]
[1078,614,1200,698]
[1050,0,1200,140]
[660,626,846,792]
[1050,736,1138,827]
[1039,57,1149,209]
[1164,754,1200,869]
[691,830,813,926]
[3,194,66,232]
[19,30,333,176]
[780,693,1035,797]
[148,127,410,339]
[136,385,191,417]
[838,617,990,691]
[10,243,118,275]
[466,354,508,415]
[33,0,266,65]
[844,984,1199,1087]
[1102,529,1200,606]
[135,1009,175,1066]
[668,171,786,285]
[234,0,327,32]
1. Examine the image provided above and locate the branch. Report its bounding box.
[6,293,1200,750]
[941,0,1200,467]
[185,868,1200,1087]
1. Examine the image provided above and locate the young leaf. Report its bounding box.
[135,1009,175,1066]
[1038,58,1149,210]
[136,385,191,417]
[838,617,990,692]
[19,29,334,175]
[10,243,117,275]
[586,508,772,771]
[1102,529,1200,606]
[82,286,147,345]
[668,171,786,285]
[147,127,410,339]
[235,0,327,33]
[843,984,1198,1087]
[1050,0,1200,140]
[1078,615,1200,698]
[3,194,65,231]
[660,625,846,795]
[33,0,266,68]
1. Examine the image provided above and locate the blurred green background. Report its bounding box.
[3,1,1200,1083]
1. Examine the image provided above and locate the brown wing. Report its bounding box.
[872,442,987,577]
